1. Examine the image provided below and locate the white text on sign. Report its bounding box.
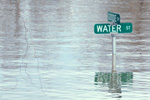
[97,25,121,33]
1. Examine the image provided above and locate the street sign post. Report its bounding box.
[94,23,132,34]
[94,12,133,72]
[112,34,116,72]
[108,12,120,24]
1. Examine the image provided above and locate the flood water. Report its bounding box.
[0,0,150,100]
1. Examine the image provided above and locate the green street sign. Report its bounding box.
[94,23,132,34]
[108,12,120,24]
[118,23,132,33]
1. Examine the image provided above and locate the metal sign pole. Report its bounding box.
[111,33,116,72]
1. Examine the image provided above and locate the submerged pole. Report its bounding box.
[111,34,116,72]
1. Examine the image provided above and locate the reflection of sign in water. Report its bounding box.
[94,72,133,94]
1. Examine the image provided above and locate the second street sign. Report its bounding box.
[108,12,120,24]
[94,23,132,34]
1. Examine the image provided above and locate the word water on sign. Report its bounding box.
[94,23,132,34]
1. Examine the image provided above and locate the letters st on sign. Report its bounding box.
[94,23,132,34]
